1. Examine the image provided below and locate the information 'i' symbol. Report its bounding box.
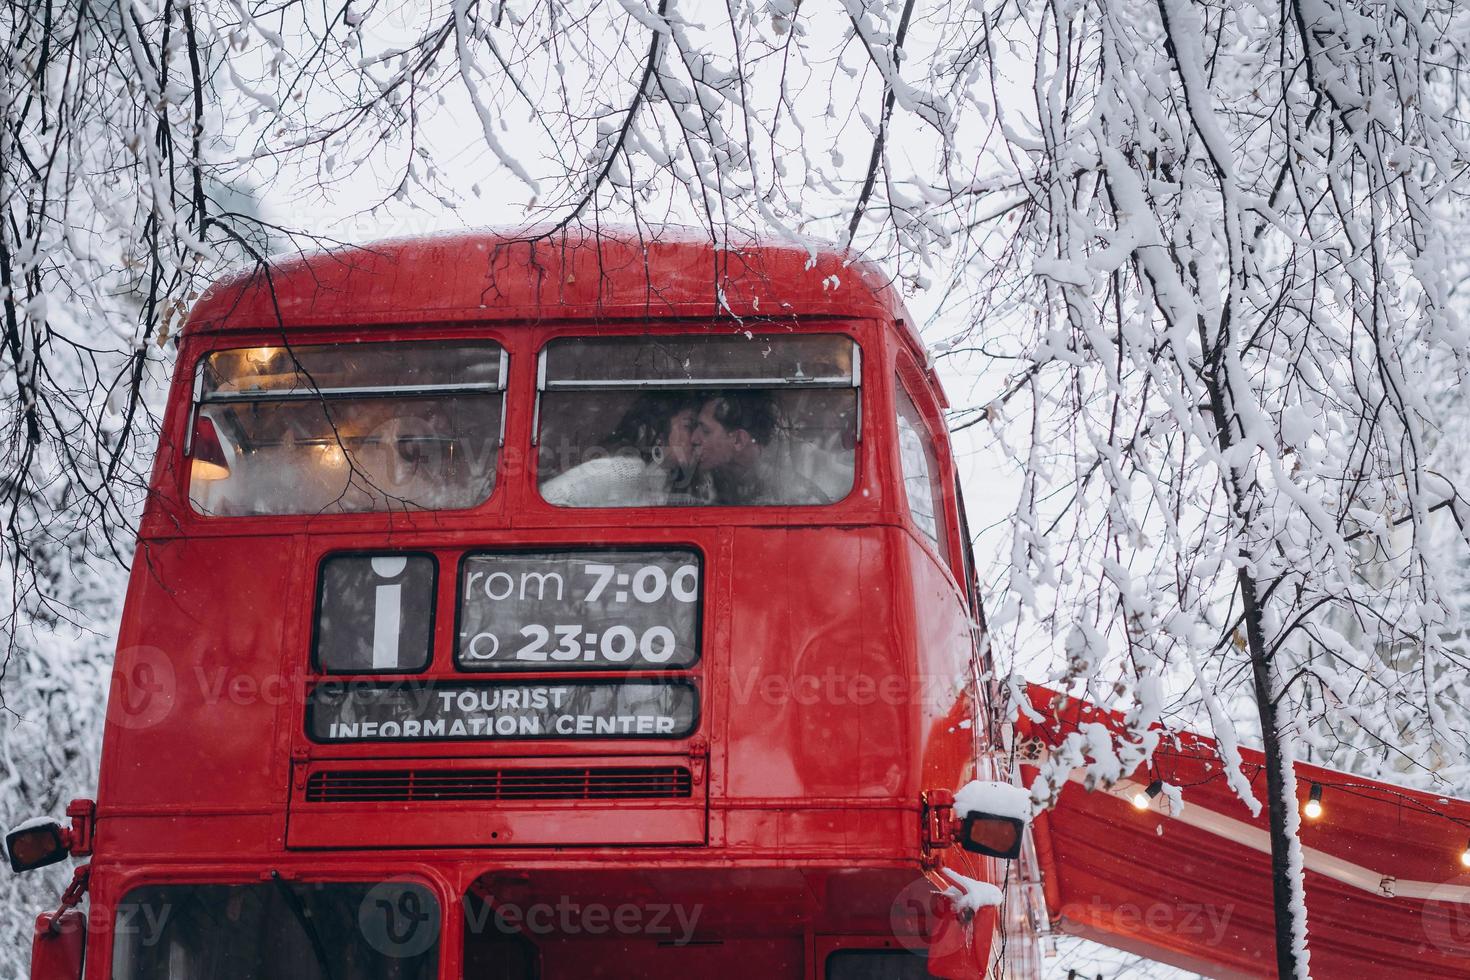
[371,556,409,670]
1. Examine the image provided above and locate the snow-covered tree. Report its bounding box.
[943,2,1470,975]
[6,1,1470,975]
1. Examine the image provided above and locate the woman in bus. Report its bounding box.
[540,393,707,507]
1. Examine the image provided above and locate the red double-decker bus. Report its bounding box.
[7,231,1032,979]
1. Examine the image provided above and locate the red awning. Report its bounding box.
[1018,685,1470,978]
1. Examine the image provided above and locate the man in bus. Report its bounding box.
[691,392,849,506]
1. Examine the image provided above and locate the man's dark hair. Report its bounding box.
[703,392,778,445]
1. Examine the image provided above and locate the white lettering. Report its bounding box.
[466,632,500,660]
[483,572,516,601]
[519,571,565,602]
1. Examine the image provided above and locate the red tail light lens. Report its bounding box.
[5,820,69,873]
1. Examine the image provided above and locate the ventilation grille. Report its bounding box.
[304,766,693,803]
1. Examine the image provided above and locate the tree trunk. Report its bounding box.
[1237,569,1305,978]
[1197,316,1307,977]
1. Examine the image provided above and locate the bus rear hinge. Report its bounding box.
[688,738,709,785]
[921,789,956,855]
[64,799,95,857]
[291,745,311,790]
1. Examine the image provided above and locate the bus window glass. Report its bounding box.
[826,950,930,978]
[113,881,440,980]
[895,380,950,557]
[537,334,858,508]
[188,341,503,516]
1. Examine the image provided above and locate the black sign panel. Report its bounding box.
[307,680,699,742]
[456,550,700,671]
[316,554,436,674]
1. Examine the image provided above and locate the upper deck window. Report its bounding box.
[537,334,859,508]
[187,341,504,516]
[894,379,951,560]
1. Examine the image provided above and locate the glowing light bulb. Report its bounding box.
[320,443,346,466]
[1303,783,1324,821]
[245,346,280,367]
[1132,780,1163,811]
[1460,841,1470,869]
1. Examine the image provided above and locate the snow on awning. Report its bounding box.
[1017,685,1470,978]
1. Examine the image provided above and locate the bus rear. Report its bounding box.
[7,232,1025,979]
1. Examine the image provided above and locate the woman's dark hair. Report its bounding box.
[609,393,705,462]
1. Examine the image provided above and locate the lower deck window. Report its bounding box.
[826,949,931,978]
[112,881,439,979]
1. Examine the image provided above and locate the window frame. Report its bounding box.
[531,331,866,510]
[110,878,444,980]
[891,367,956,570]
[184,339,510,519]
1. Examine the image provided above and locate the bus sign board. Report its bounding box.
[456,550,701,671]
[306,679,700,742]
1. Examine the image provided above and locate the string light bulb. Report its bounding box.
[1132,780,1164,810]
[1460,840,1470,869]
[1303,783,1324,821]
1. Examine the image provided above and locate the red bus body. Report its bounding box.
[72,232,1013,979]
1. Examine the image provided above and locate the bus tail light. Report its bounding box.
[188,414,231,481]
[5,800,94,874]
[5,821,69,874]
[957,813,1025,860]
[923,788,1025,861]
